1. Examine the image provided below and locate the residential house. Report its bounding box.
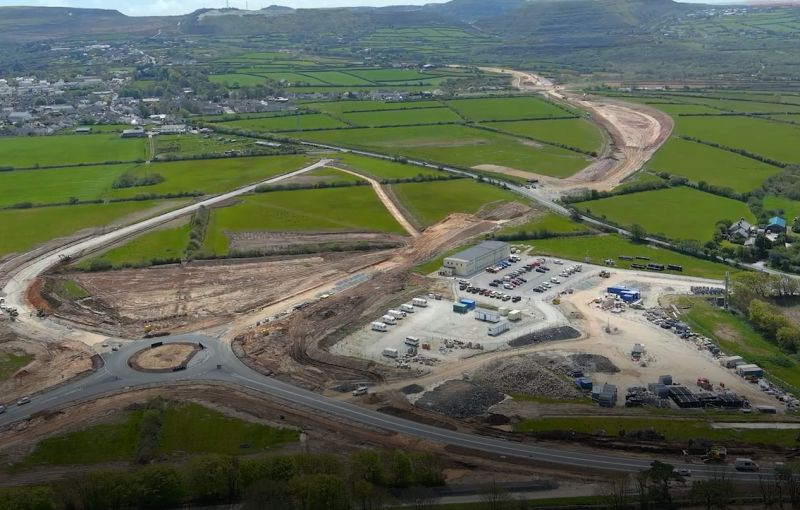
[766,216,787,234]
[728,218,754,241]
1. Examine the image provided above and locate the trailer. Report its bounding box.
[475,309,502,323]
[400,304,415,313]
[381,315,397,325]
[387,309,406,319]
[736,364,764,378]
[405,336,420,347]
[720,356,744,369]
[371,322,388,332]
[382,348,399,359]
[412,298,428,307]
[487,321,510,337]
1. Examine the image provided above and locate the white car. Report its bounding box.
[17,396,30,406]
[0,404,6,414]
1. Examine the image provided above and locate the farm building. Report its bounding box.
[441,241,510,276]
[766,216,787,234]
[121,128,146,138]
[74,127,92,134]
[728,218,754,241]
[157,124,188,135]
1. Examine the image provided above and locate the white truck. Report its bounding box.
[387,309,406,320]
[382,348,399,359]
[405,336,420,347]
[412,298,428,307]
[381,315,397,325]
[734,458,759,472]
[400,303,415,313]
[371,322,388,332]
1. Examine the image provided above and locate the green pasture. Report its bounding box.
[299,71,374,86]
[259,72,328,85]
[522,234,731,279]
[389,179,520,228]
[83,223,191,269]
[208,73,269,87]
[346,69,439,82]
[304,100,443,115]
[341,107,462,127]
[203,187,406,255]
[0,164,132,207]
[446,96,573,121]
[154,134,263,158]
[287,124,589,178]
[0,352,34,381]
[0,200,175,258]
[222,113,346,132]
[675,116,800,164]
[0,134,146,169]
[498,213,589,236]
[575,187,756,241]
[486,118,604,153]
[334,154,443,180]
[647,138,781,192]
[763,195,800,221]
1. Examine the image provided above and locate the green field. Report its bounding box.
[647,138,781,192]
[446,97,573,121]
[334,154,443,180]
[341,107,462,127]
[346,69,440,82]
[0,201,176,258]
[575,187,756,241]
[522,234,731,279]
[299,71,374,86]
[763,195,800,221]
[0,164,132,207]
[675,116,800,164]
[287,124,589,178]
[303,166,366,184]
[203,187,406,255]
[515,415,799,448]
[16,402,298,468]
[498,213,590,236]
[487,118,604,153]
[677,296,800,391]
[0,352,34,381]
[208,73,270,87]
[390,179,521,228]
[304,100,443,115]
[0,134,147,169]
[83,223,191,268]
[155,134,265,159]
[222,113,347,132]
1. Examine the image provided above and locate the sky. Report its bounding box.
[0,0,745,16]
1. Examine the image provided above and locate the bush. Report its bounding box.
[112,173,165,190]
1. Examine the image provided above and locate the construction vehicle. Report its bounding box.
[144,324,154,334]
[702,446,727,464]
[696,378,713,391]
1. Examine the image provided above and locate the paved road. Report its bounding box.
[0,335,767,481]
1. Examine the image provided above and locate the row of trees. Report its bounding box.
[730,272,800,355]
[111,173,165,190]
[0,449,445,510]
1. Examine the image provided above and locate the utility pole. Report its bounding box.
[724,271,730,310]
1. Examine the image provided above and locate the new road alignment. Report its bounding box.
[0,335,767,481]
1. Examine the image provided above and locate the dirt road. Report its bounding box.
[480,67,673,192]
[331,165,420,237]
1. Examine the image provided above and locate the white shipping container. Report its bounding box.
[508,310,522,321]
[488,321,510,337]
[475,309,501,323]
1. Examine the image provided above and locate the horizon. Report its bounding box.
[0,0,755,17]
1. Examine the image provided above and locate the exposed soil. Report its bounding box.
[228,231,407,254]
[129,343,199,372]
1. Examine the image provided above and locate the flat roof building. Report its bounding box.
[441,241,510,276]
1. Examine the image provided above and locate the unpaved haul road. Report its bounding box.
[479,67,673,192]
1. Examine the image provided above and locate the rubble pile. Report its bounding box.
[474,355,585,401]
[415,380,505,419]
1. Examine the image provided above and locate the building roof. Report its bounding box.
[768,216,787,228]
[728,218,752,234]
[446,241,507,263]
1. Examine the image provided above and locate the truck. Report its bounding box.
[412,298,428,307]
[381,315,397,325]
[734,458,759,472]
[387,309,406,319]
[382,348,399,359]
[371,322,388,332]
[405,336,420,347]
[400,303,415,313]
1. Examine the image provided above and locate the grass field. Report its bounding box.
[82,223,191,268]
[154,134,263,159]
[647,138,781,192]
[221,113,347,132]
[334,154,443,180]
[304,100,443,115]
[675,116,800,164]
[446,97,573,121]
[514,415,800,447]
[498,213,590,236]
[763,195,800,221]
[16,402,297,468]
[676,296,800,391]
[287,124,589,178]
[203,187,406,255]
[574,187,756,241]
[0,201,175,258]
[0,134,146,169]
[390,179,521,228]
[341,107,462,127]
[0,352,34,381]
[303,166,366,184]
[110,155,311,199]
[487,118,603,153]
[0,164,133,207]
[521,234,731,279]
[208,73,270,87]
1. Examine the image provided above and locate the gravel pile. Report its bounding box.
[415,380,505,419]
[568,353,619,374]
[508,326,581,347]
[473,354,585,401]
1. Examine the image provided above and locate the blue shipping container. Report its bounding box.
[459,298,476,310]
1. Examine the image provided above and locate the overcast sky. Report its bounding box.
[0,0,746,17]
